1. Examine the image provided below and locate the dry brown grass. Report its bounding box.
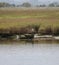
[0,7,59,29]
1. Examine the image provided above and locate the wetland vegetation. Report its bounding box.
[0,7,59,40]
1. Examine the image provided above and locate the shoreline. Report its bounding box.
[0,35,59,44]
[0,35,59,40]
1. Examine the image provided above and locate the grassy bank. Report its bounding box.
[0,7,59,29]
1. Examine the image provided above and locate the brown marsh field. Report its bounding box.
[0,7,59,29]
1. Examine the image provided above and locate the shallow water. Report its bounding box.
[0,42,59,65]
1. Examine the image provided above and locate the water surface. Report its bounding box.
[0,42,59,65]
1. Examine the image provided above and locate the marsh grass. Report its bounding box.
[0,7,59,29]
